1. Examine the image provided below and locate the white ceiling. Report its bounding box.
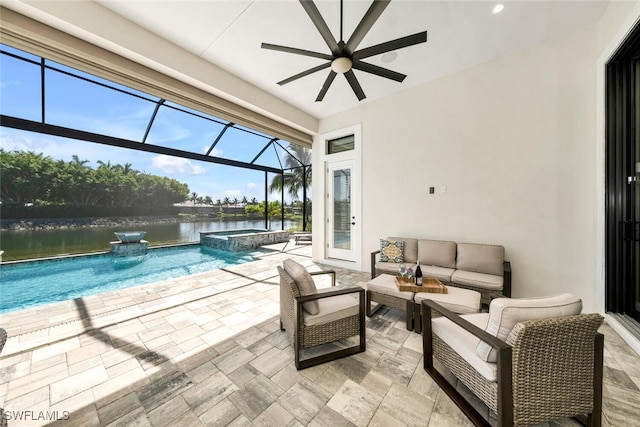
[5,1,610,119]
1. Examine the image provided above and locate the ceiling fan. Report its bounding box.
[261,0,427,102]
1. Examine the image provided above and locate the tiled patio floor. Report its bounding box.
[1,242,639,426]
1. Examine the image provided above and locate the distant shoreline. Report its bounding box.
[0,216,208,231]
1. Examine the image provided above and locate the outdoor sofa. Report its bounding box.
[371,237,511,305]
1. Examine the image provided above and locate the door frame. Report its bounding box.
[316,124,362,271]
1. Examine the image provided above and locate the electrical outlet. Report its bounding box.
[441,186,447,193]
[429,187,435,194]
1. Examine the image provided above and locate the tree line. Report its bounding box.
[0,150,189,209]
[1,145,312,225]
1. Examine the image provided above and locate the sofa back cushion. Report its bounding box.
[417,239,457,269]
[476,293,582,362]
[456,243,505,276]
[388,237,418,263]
[283,259,319,315]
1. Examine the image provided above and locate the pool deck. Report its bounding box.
[1,241,639,426]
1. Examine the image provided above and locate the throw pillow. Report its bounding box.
[379,239,404,263]
[282,259,320,315]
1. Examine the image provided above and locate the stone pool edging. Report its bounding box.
[200,229,290,252]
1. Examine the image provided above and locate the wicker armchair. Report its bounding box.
[1,328,7,427]
[277,260,365,370]
[422,298,604,427]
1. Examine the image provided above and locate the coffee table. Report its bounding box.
[367,274,481,333]
[366,274,416,330]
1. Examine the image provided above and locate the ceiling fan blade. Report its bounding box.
[278,62,332,86]
[352,61,406,82]
[353,31,427,60]
[299,0,341,56]
[316,71,337,102]
[344,0,391,56]
[344,70,366,101]
[261,43,333,61]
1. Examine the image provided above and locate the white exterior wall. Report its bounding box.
[313,1,640,314]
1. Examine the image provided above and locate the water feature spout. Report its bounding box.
[111,231,148,257]
[114,231,147,243]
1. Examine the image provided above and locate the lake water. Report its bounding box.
[0,219,301,261]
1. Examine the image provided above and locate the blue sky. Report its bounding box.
[0,44,300,204]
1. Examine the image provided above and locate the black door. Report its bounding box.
[606,24,640,322]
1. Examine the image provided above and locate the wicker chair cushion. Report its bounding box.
[283,259,320,315]
[388,237,418,263]
[432,313,497,381]
[450,270,503,290]
[303,291,360,326]
[477,293,582,362]
[456,243,504,276]
[418,239,457,269]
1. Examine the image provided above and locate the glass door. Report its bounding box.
[326,160,356,262]
[605,28,640,322]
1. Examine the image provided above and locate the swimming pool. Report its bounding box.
[0,244,259,314]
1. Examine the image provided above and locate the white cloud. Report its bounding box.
[202,146,223,157]
[151,155,205,175]
[224,189,242,197]
[0,130,127,164]
[246,182,257,189]
[0,80,20,90]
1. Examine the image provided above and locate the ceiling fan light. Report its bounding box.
[331,57,353,74]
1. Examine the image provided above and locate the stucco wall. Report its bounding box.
[316,23,604,311]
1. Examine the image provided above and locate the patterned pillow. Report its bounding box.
[379,239,404,263]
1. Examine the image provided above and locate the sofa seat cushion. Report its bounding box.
[421,265,455,283]
[432,313,496,381]
[367,274,414,300]
[283,259,319,315]
[388,237,418,263]
[375,262,407,276]
[414,286,481,314]
[451,270,503,290]
[418,239,457,269]
[477,293,582,362]
[304,290,360,327]
[456,243,504,276]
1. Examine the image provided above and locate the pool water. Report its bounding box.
[0,245,259,314]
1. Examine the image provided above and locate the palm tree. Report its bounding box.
[269,144,311,201]
[270,144,312,230]
[231,197,238,219]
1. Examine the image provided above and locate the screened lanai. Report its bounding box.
[0,43,312,231]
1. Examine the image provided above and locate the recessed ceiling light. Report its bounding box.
[492,3,505,14]
[381,51,398,64]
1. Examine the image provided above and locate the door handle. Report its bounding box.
[620,221,639,241]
